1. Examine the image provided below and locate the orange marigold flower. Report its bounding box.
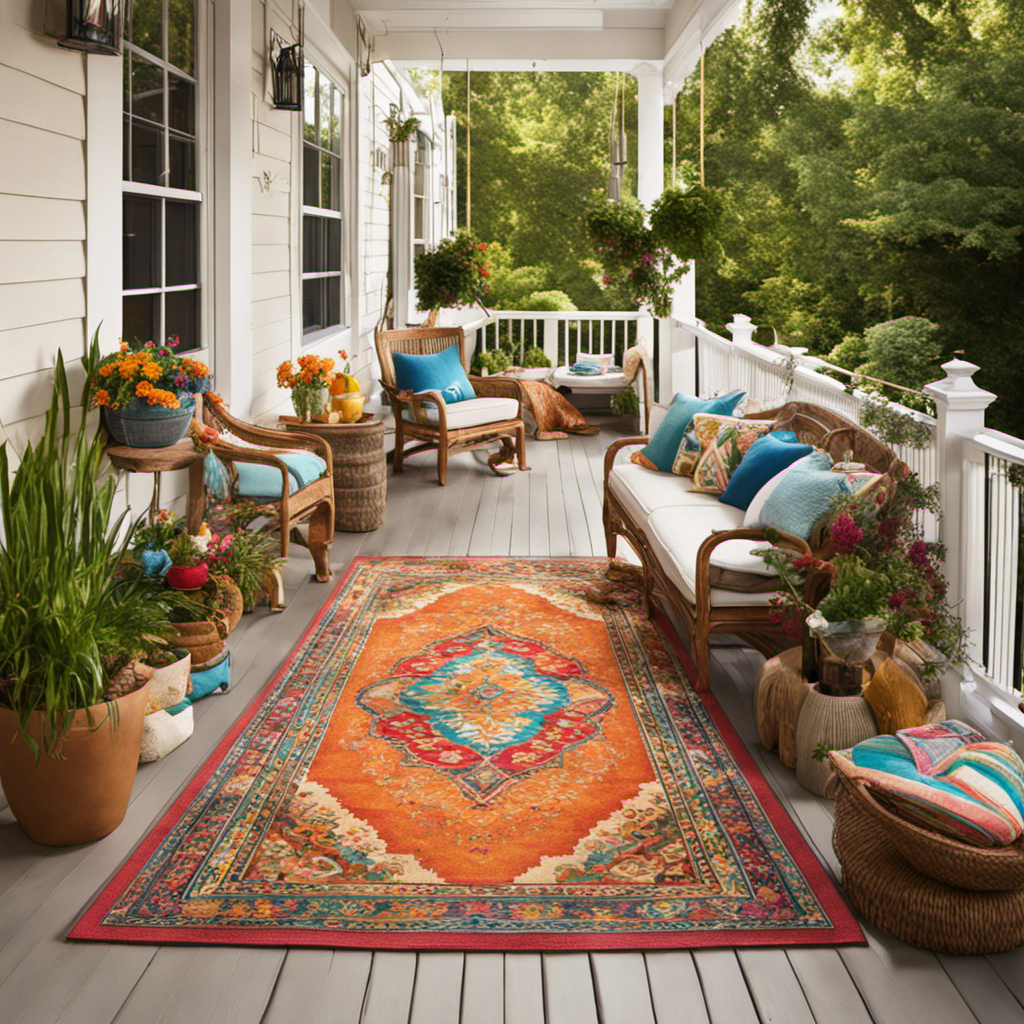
[98,364,115,378]
[93,389,110,407]
[136,381,154,397]
[142,361,162,380]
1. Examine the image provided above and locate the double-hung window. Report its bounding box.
[302,61,345,336]
[122,0,201,351]
[412,130,431,262]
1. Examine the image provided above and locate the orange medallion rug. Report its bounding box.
[70,557,862,949]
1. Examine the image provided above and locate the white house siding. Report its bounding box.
[249,0,301,419]
[0,0,88,473]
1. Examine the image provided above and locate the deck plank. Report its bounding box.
[644,951,710,1024]
[409,951,465,1024]
[543,952,599,1024]
[460,952,504,1024]
[736,948,815,1024]
[361,951,417,1024]
[263,949,335,1024]
[504,953,545,1024]
[786,948,873,1024]
[937,953,1024,1024]
[590,952,656,1024]
[692,950,759,1024]
[52,945,159,1024]
[313,951,373,1024]
[508,452,532,556]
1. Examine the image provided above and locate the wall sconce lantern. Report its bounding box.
[45,0,122,54]
[272,39,303,110]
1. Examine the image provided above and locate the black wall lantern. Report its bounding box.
[45,0,122,54]
[272,39,303,111]
[270,6,304,113]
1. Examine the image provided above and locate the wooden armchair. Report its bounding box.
[376,326,530,486]
[200,396,334,582]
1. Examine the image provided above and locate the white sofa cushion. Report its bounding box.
[406,396,519,429]
[608,464,711,526]
[645,505,779,608]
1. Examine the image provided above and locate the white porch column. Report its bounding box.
[213,0,253,415]
[632,63,664,207]
[923,358,996,635]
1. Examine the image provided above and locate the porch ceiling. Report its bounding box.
[360,0,743,89]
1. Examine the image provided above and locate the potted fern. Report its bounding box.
[0,336,178,845]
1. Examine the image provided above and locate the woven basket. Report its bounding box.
[832,772,1024,954]
[332,420,386,532]
[169,616,227,670]
[830,753,1024,890]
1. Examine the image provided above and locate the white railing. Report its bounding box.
[961,430,1024,693]
[466,310,654,372]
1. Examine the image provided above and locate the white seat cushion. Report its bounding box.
[645,505,778,608]
[405,396,520,429]
[549,367,630,391]
[608,463,712,525]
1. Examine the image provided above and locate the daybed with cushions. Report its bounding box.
[603,397,898,692]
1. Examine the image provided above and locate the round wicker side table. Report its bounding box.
[282,417,386,532]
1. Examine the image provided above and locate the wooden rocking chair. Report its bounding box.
[200,396,334,582]
[376,325,530,486]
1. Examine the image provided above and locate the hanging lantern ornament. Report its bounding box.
[270,8,303,112]
[44,0,122,54]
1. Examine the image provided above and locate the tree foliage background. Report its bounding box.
[434,0,1024,433]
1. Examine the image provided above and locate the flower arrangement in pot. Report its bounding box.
[166,533,209,591]
[414,229,492,316]
[760,470,968,695]
[0,335,182,845]
[276,353,335,422]
[88,336,212,448]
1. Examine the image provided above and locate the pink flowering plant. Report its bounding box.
[414,229,491,312]
[758,470,967,666]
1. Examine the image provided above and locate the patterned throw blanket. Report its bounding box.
[516,378,601,440]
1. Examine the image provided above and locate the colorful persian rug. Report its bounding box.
[70,558,862,950]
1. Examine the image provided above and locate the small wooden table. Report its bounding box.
[280,416,386,532]
[105,439,206,533]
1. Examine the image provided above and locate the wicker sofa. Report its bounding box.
[602,401,898,692]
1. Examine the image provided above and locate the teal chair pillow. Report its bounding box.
[393,343,476,405]
[758,451,846,540]
[234,452,327,499]
[632,390,745,472]
[719,431,812,510]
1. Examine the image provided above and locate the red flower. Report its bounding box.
[831,513,863,555]
[602,275,611,285]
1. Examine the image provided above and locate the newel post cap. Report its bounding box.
[924,356,996,408]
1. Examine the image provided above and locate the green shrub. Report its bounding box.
[470,349,512,375]
[522,346,551,369]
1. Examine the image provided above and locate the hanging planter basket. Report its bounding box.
[104,395,195,448]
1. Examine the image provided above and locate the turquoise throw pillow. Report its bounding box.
[719,432,812,511]
[393,343,476,404]
[634,390,745,472]
[759,451,846,540]
[234,452,327,498]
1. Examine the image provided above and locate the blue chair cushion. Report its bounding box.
[632,390,745,472]
[759,451,848,540]
[393,343,476,404]
[719,431,813,511]
[234,452,327,498]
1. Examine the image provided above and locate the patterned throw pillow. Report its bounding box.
[630,390,745,472]
[690,415,776,494]
[670,429,700,476]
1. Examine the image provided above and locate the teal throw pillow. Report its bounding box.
[393,343,476,404]
[758,451,846,540]
[719,432,812,511]
[634,390,745,472]
[234,452,327,498]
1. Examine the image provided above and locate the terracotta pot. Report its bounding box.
[166,563,209,591]
[0,681,150,846]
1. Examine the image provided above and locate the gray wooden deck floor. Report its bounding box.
[2,420,1023,1024]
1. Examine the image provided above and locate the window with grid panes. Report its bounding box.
[302,61,345,335]
[122,0,200,352]
[412,130,431,262]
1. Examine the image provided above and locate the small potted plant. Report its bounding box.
[166,534,209,591]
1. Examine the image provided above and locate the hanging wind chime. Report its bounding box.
[607,72,627,202]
